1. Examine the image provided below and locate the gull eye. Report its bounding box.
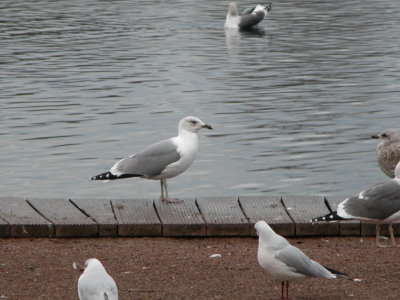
[190,120,197,125]
[382,133,387,138]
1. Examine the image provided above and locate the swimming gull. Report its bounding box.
[91,116,212,203]
[78,258,118,300]
[312,162,400,247]
[371,129,400,178]
[225,2,272,30]
[255,221,346,300]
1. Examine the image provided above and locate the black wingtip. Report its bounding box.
[91,172,142,180]
[91,171,117,180]
[324,266,348,277]
[311,211,344,222]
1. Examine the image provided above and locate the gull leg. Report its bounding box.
[376,224,382,247]
[161,180,182,203]
[286,281,289,300]
[388,223,397,247]
[275,281,288,300]
[164,179,168,199]
[160,180,165,200]
[376,224,389,248]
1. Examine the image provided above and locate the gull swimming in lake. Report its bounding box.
[313,162,400,247]
[225,2,272,30]
[78,258,118,300]
[91,116,212,203]
[371,129,400,178]
[255,221,346,300]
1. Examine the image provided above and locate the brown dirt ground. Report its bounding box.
[0,236,399,300]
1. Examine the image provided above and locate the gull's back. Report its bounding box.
[78,267,118,300]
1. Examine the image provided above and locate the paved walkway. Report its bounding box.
[0,195,393,238]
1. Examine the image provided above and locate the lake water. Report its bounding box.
[1,0,400,200]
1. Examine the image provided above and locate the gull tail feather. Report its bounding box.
[324,266,357,281]
[324,266,348,277]
[311,211,344,222]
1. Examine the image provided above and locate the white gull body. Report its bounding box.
[78,258,118,300]
[91,116,212,203]
[313,162,400,247]
[255,221,341,300]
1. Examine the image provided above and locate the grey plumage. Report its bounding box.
[91,116,212,202]
[275,246,338,278]
[110,140,180,179]
[225,3,272,30]
[255,221,342,299]
[241,3,272,15]
[342,180,400,221]
[239,12,266,29]
[312,162,400,246]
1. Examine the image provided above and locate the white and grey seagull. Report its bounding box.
[91,116,212,203]
[255,221,346,300]
[78,258,118,300]
[225,2,272,30]
[313,162,400,247]
[371,129,400,178]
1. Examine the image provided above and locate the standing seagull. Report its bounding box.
[255,221,344,300]
[78,258,118,300]
[371,129,400,178]
[312,162,400,247]
[91,116,212,203]
[225,2,272,30]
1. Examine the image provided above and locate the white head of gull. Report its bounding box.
[225,2,272,30]
[255,221,344,300]
[91,116,212,203]
[371,129,400,178]
[78,258,118,300]
[313,162,400,247]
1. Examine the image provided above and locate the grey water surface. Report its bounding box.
[1,0,400,200]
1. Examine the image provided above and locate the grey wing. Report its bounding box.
[275,245,333,278]
[111,139,180,177]
[239,12,265,29]
[103,276,118,300]
[342,180,400,220]
[241,6,255,15]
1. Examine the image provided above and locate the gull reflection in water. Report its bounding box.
[225,27,266,52]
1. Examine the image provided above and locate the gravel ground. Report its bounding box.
[0,236,399,300]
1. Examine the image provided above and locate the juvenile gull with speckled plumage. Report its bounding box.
[91,116,212,203]
[371,129,400,178]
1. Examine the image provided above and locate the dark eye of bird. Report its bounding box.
[190,120,197,124]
